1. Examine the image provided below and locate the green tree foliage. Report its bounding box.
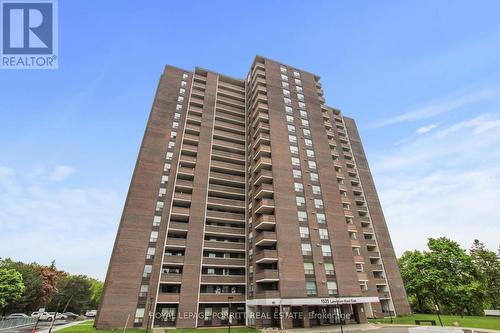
[0,268,25,311]
[470,240,500,309]
[48,274,92,314]
[399,237,494,316]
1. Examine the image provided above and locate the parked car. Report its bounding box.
[7,313,29,319]
[48,312,67,320]
[62,312,79,319]
[31,312,54,321]
[85,310,97,317]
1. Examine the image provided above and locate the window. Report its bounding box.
[291,157,301,166]
[310,172,319,182]
[293,71,300,78]
[314,199,324,209]
[288,135,297,144]
[293,169,302,179]
[324,263,335,275]
[346,217,353,224]
[304,139,313,147]
[174,113,181,120]
[296,196,305,207]
[172,121,179,129]
[204,307,213,321]
[349,231,357,240]
[281,74,288,81]
[304,262,314,275]
[168,141,175,149]
[327,281,338,295]
[312,185,321,195]
[298,102,306,110]
[303,128,311,137]
[176,104,183,111]
[297,211,308,222]
[286,115,294,123]
[159,187,167,197]
[177,96,184,103]
[284,97,292,105]
[143,265,152,277]
[282,81,289,89]
[164,162,171,171]
[321,244,332,256]
[301,243,312,255]
[153,215,161,226]
[306,281,317,295]
[182,73,189,79]
[139,285,149,297]
[290,146,299,155]
[299,226,309,238]
[360,281,368,291]
[181,81,187,87]
[287,124,296,133]
[206,268,216,275]
[297,94,304,101]
[294,182,304,192]
[306,149,315,158]
[301,119,309,127]
[280,66,287,74]
[285,106,293,114]
[146,247,156,259]
[355,263,364,272]
[296,86,303,93]
[353,247,361,256]
[150,231,158,242]
[343,203,350,210]
[283,89,291,97]
[166,152,173,160]
[135,308,145,323]
[308,161,317,170]
[155,201,164,211]
[316,213,326,224]
[179,88,185,95]
[295,78,302,86]
[319,228,329,240]
[300,110,308,118]
[161,175,169,184]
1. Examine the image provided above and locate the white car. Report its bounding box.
[85,310,97,317]
[7,313,29,319]
[48,312,67,320]
[31,312,54,321]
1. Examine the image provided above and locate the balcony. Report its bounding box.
[177,166,195,179]
[367,250,380,257]
[326,130,335,138]
[203,240,245,251]
[215,111,245,127]
[254,199,275,214]
[183,133,199,145]
[253,144,271,160]
[254,231,277,246]
[252,157,272,173]
[205,210,245,224]
[157,294,180,303]
[179,155,196,167]
[255,269,280,283]
[216,103,246,118]
[357,204,368,212]
[175,179,193,191]
[253,122,270,137]
[252,133,270,148]
[251,112,270,129]
[190,96,204,107]
[168,221,188,232]
[170,207,190,221]
[208,183,245,200]
[255,250,278,263]
[205,224,245,237]
[254,184,274,199]
[371,264,384,271]
[210,171,245,187]
[173,192,192,205]
[163,255,185,265]
[202,257,245,267]
[160,273,182,284]
[253,169,273,186]
[218,95,245,109]
[218,88,245,103]
[212,139,245,154]
[166,237,186,248]
[254,214,275,230]
[186,114,202,125]
[199,294,245,303]
[218,80,245,94]
[211,160,245,176]
[213,128,245,143]
[207,197,245,213]
[201,275,245,284]
[255,290,280,298]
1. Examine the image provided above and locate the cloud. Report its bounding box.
[373,113,500,255]
[49,165,75,182]
[0,164,122,279]
[371,87,500,128]
[415,123,438,135]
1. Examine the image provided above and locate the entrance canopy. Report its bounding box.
[247,296,379,306]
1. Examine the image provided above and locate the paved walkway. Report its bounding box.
[288,323,381,332]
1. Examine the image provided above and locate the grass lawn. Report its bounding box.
[57,321,257,333]
[369,314,500,330]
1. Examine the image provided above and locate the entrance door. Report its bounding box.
[291,307,303,328]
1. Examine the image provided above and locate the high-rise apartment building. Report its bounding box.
[95,56,411,330]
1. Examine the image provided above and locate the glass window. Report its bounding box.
[159,188,167,197]
[310,172,319,182]
[172,122,179,129]
[179,88,185,95]
[312,185,321,195]
[306,281,317,295]
[168,141,175,149]
[301,243,312,255]
[353,247,361,256]
[360,281,368,291]
[296,196,305,207]
[314,199,324,209]
[304,139,313,147]
[143,265,152,277]
[286,115,294,123]
[299,227,309,238]
[181,81,187,87]
[321,244,332,256]
[304,262,314,274]
[297,93,304,101]
[289,135,297,144]
[177,96,184,103]
[297,211,308,222]
[293,169,302,179]
[287,124,296,133]
[153,216,161,226]
[316,213,326,224]
[280,66,287,74]
[174,113,181,120]
[150,231,158,242]
[291,157,300,166]
[161,175,169,184]
[327,281,338,295]
[356,263,364,272]
[300,110,308,118]
[303,128,311,137]
[349,232,357,240]
[182,73,189,79]
[283,89,290,97]
[325,263,335,275]
[164,162,171,171]
[296,86,303,93]
[295,78,302,86]
[346,217,353,224]
[308,161,317,170]
[294,182,303,192]
[281,74,288,81]
[176,104,182,111]
[306,149,315,158]
[298,102,306,109]
[319,228,329,240]
[301,119,309,127]
[293,71,300,78]
[204,307,213,321]
[166,152,173,160]
[155,201,164,211]
[282,81,289,89]
[290,146,299,155]
[135,308,145,320]
[285,106,293,114]
[284,97,292,105]
[146,247,156,259]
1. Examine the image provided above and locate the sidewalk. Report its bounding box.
[288,323,380,332]
[373,324,500,333]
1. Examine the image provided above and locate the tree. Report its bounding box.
[399,250,433,313]
[470,240,500,309]
[88,278,103,310]
[48,274,92,314]
[0,268,25,313]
